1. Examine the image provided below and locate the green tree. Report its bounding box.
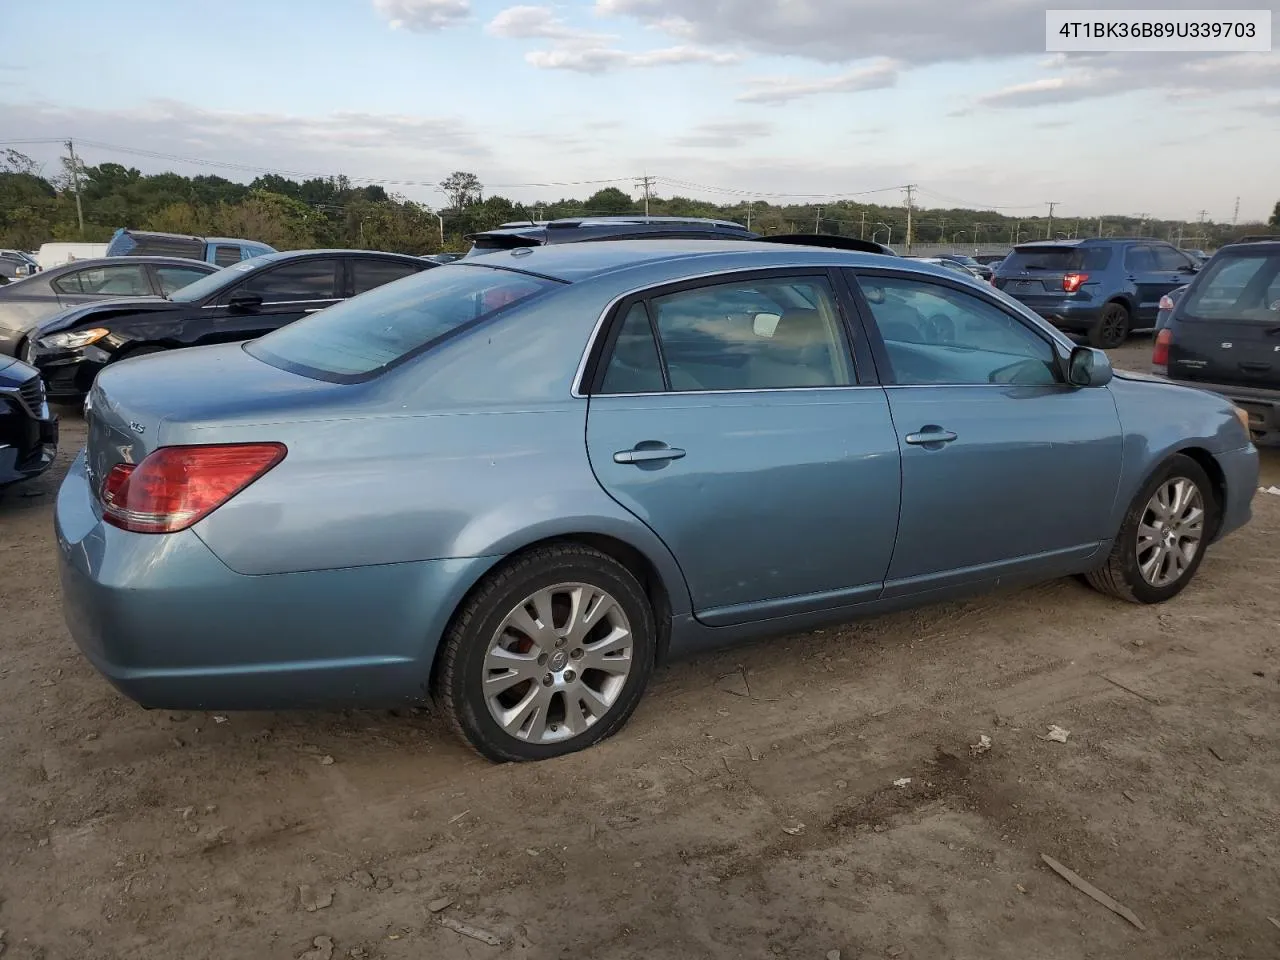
[585,187,635,215]
[1270,200,1279,228]
[439,171,482,211]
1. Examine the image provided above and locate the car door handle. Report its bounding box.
[904,427,958,446]
[614,444,686,464]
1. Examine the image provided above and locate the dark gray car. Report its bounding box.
[0,256,218,357]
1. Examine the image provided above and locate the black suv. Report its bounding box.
[1155,236,1280,445]
[994,238,1201,348]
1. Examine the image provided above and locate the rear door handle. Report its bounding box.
[614,444,686,464]
[904,427,958,446]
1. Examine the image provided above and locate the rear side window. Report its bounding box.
[350,258,424,295]
[247,265,559,381]
[53,264,150,296]
[1001,246,1111,272]
[213,245,243,267]
[1181,253,1280,323]
[599,303,665,394]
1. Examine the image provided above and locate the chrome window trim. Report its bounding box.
[570,264,864,399]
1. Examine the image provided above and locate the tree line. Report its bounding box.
[0,149,1273,255]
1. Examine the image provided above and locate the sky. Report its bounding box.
[2,0,1278,222]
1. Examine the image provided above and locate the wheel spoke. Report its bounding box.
[1178,505,1204,534]
[498,684,552,740]
[566,588,616,645]
[560,694,587,737]
[1136,522,1162,549]
[1139,545,1165,582]
[581,626,632,675]
[483,647,541,694]
[504,603,554,649]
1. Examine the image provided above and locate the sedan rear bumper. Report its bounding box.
[55,452,497,710]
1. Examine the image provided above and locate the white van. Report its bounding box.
[36,242,110,270]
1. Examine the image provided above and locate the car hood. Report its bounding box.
[1112,367,1173,385]
[0,353,29,381]
[32,296,175,338]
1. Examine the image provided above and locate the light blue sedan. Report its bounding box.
[56,240,1259,761]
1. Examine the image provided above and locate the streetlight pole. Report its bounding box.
[432,212,445,247]
[874,222,893,245]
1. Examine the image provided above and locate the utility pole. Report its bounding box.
[939,218,947,244]
[1137,212,1149,235]
[903,184,916,253]
[860,210,866,240]
[1232,196,1240,226]
[1045,201,1058,239]
[633,174,656,219]
[746,202,753,231]
[65,139,85,237]
[1176,222,1184,248]
[1097,216,1103,237]
[815,207,822,233]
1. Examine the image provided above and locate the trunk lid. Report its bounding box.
[83,342,345,500]
[995,244,1112,299]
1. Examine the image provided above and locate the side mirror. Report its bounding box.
[228,291,263,313]
[1068,346,1113,387]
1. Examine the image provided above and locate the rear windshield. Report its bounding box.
[1180,252,1280,323]
[246,264,561,382]
[1001,246,1112,272]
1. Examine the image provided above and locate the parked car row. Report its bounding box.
[47,230,1258,763]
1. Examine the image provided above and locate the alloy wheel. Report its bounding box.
[482,582,634,744]
[1135,477,1205,587]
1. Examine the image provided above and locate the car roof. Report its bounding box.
[460,238,919,284]
[41,256,216,272]
[253,249,427,263]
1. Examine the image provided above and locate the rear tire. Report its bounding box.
[436,543,656,762]
[1087,302,1131,349]
[1084,454,1218,604]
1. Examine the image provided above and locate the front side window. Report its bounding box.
[857,275,1059,386]
[155,265,212,296]
[1152,245,1194,272]
[238,259,339,303]
[53,264,150,296]
[640,276,854,392]
[1181,253,1280,322]
[247,264,559,381]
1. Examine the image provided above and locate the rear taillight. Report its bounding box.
[1152,328,1171,370]
[1063,272,1088,293]
[100,443,286,534]
[1158,294,1175,311]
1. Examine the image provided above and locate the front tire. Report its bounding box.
[1087,302,1131,349]
[436,543,656,762]
[1085,454,1218,604]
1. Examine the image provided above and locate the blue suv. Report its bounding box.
[994,238,1201,348]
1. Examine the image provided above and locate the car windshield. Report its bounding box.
[246,264,562,382]
[1180,252,1280,323]
[1001,246,1111,272]
[167,254,276,301]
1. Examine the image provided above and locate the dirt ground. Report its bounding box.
[2,337,1279,960]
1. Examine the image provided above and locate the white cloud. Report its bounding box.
[526,43,739,73]
[738,59,899,105]
[978,51,1280,108]
[486,5,613,41]
[670,120,775,148]
[373,0,470,32]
